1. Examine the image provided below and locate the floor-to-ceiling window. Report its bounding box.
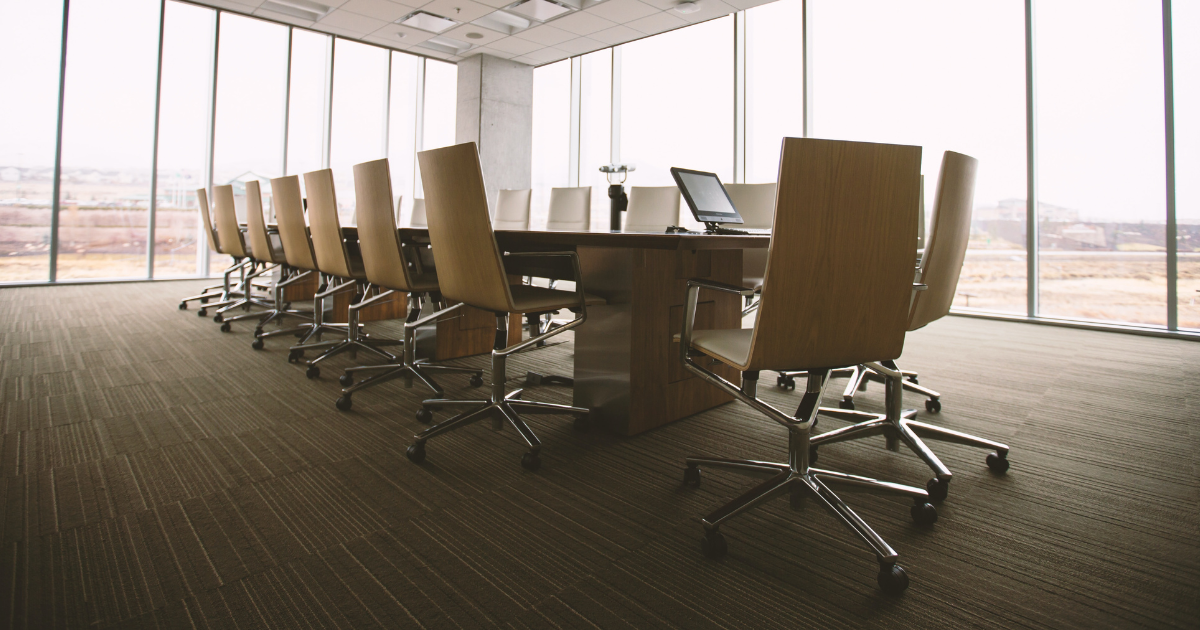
[329,39,389,223]
[745,0,805,185]
[1035,0,1167,326]
[1173,0,1199,329]
[388,52,421,226]
[154,1,216,278]
[531,60,572,229]
[415,60,458,200]
[285,28,332,195]
[809,0,1028,314]
[580,50,613,232]
[57,0,161,280]
[0,1,63,282]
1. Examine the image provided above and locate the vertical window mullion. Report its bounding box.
[49,0,71,282]
[1164,0,1178,330]
[1025,0,1039,318]
[147,0,165,279]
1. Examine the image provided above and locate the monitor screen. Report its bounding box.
[671,168,743,224]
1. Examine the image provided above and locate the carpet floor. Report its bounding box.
[0,279,1197,629]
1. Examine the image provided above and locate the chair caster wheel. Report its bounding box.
[839,399,855,410]
[926,477,949,502]
[910,501,938,526]
[220,322,232,333]
[925,398,941,413]
[253,327,263,338]
[335,396,352,411]
[684,466,701,487]
[406,443,426,464]
[178,302,187,310]
[701,530,727,560]
[197,308,207,317]
[251,339,264,350]
[572,416,590,432]
[287,349,304,363]
[776,374,795,390]
[415,408,433,424]
[200,297,209,304]
[469,374,484,387]
[213,314,223,323]
[520,452,541,471]
[986,451,1010,473]
[339,374,353,387]
[877,564,909,595]
[305,365,320,379]
[808,445,818,465]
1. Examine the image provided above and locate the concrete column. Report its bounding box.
[455,54,534,212]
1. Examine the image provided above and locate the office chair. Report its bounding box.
[177,188,231,311]
[623,186,680,232]
[679,138,935,595]
[407,142,604,471]
[239,180,313,349]
[409,198,427,227]
[209,185,275,330]
[806,152,1010,502]
[332,158,482,410]
[493,189,533,231]
[287,169,399,378]
[723,182,776,315]
[545,187,592,231]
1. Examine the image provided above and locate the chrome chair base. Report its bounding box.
[777,363,942,413]
[809,362,1010,502]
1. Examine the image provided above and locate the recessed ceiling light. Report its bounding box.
[399,11,459,33]
[674,1,701,14]
[508,0,574,22]
[261,0,333,22]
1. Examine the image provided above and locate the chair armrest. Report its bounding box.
[686,278,758,298]
[503,251,586,307]
[913,283,928,291]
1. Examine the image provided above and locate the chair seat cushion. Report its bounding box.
[690,328,754,368]
[508,284,605,314]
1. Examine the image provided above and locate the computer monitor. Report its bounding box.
[670,167,744,226]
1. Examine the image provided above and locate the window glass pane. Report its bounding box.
[746,0,804,185]
[416,59,457,200]
[1036,0,1166,326]
[211,13,288,275]
[286,29,331,192]
[580,50,613,232]
[57,0,161,280]
[810,0,1027,314]
[0,1,62,282]
[531,60,571,230]
[154,1,215,278]
[330,39,389,223]
[388,52,420,226]
[620,17,733,230]
[1175,0,1200,329]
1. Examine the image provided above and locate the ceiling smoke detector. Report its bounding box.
[674,1,701,14]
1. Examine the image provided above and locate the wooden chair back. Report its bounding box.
[410,198,427,227]
[746,138,922,371]
[417,142,515,313]
[303,169,354,278]
[908,151,978,331]
[546,186,591,231]
[195,188,221,254]
[211,185,247,258]
[270,175,318,271]
[353,158,416,291]
[244,180,282,264]
[493,189,532,231]
[624,186,680,232]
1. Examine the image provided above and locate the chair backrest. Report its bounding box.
[493,188,532,231]
[303,169,354,278]
[353,158,417,291]
[624,186,680,232]
[745,138,922,371]
[723,183,777,229]
[211,185,247,258]
[908,151,977,331]
[270,175,319,271]
[244,180,283,264]
[546,186,591,231]
[410,198,427,227]
[417,142,516,313]
[195,188,221,254]
[394,195,404,225]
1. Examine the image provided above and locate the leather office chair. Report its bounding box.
[678,138,935,595]
[409,198,427,227]
[332,158,482,410]
[177,188,231,312]
[492,188,532,231]
[287,169,399,378]
[241,180,313,350]
[807,151,1011,502]
[623,186,680,232]
[209,185,275,329]
[545,187,591,231]
[723,182,776,314]
[407,142,604,471]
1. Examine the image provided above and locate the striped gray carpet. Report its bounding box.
[0,279,1196,629]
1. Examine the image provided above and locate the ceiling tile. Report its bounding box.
[545,10,615,35]
[196,0,259,12]
[319,8,388,32]
[221,0,263,7]
[512,24,574,46]
[442,23,507,46]
[338,0,415,22]
[462,46,518,59]
[677,0,736,23]
[513,47,571,65]
[551,36,602,55]
[418,0,494,24]
[487,35,543,56]
[587,23,641,45]
[585,0,658,24]
[362,34,412,48]
[721,0,775,8]
[372,22,437,44]
[637,0,680,10]
[472,0,512,7]
[410,44,459,60]
[318,23,370,38]
[252,7,316,27]
[624,10,685,34]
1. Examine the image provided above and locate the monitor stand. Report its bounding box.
[704,222,749,235]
